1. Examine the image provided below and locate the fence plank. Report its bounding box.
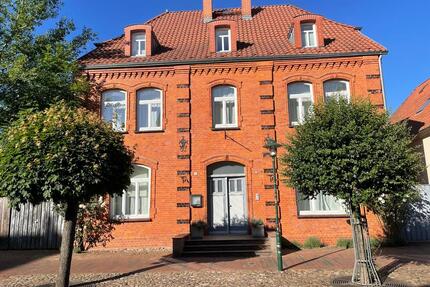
[0,198,10,249]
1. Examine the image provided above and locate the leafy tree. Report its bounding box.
[282,99,422,285]
[0,0,95,128]
[0,103,133,287]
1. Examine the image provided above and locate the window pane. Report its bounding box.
[223,36,230,51]
[217,180,223,193]
[125,183,136,215]
[289,98,299,124]
[139,89,161,101]
[236,180,243,192]
[133,166,149,179]
[308,31,316,47]
[102,105,114,124]
[138,104,149,129]
[113,107,126,131]
[138,182,149,215]
[298,194,311,211]
[214,101,223,125]
[324,80,350,102]
[113,195,123,216]
[289,83,311,96]
[216,36,223,52]
[151,103,161,127]
[229,180,236,192]
[226,101,235,125]
[302,99,312,119]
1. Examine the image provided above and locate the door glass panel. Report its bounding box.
[229,180,236,192]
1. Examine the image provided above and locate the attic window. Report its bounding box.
[132,31,146,57]
[215,27,231,52]
[301,23,317,48]
[417,98,430,114]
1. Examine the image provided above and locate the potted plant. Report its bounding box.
[190,220,207,239]
[251,218,265,238]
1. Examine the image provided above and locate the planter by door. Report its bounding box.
[251,225,265,238]
[190,226,204,239]
[207,162,248,235]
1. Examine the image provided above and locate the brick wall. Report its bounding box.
[87,55,385,248]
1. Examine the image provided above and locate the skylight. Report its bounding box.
[417,98,430,114]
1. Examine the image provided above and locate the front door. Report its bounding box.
[209,176,247,234]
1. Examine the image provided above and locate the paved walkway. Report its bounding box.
[0,244,429,286]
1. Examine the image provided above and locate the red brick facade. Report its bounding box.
[82,3,386,248]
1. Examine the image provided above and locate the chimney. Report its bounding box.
[242,0,252,20]
[203,0,213,23]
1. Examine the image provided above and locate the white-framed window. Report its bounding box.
[137,88,162,131]
[288,82,314,126]
[132,31,146,57]
[111,165,151,220]
[101,90,127,132]
[324,80,351,102]
[215,27,231,52]
[301,23,317,48]
[212,85,238,129]
[297,192,347,216]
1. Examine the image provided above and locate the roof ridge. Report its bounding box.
[151,4,304,15]
[145,10,170,24]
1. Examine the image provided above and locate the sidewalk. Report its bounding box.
[0,244,428,286]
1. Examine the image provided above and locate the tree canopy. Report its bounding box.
[0,0,95,128]
[0,102,134,208]
[281,99,422,213]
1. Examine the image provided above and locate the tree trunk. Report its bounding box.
[56,202,79,287]
[350,205,381,286]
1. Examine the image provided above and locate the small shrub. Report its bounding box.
[191,220,207,230]
[303,236,323,249]
[250,218,264,228]
[336,238,353,249]
[370,237,382,251]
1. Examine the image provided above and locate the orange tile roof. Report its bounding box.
[392,79,430,133]
[80,4,387,68]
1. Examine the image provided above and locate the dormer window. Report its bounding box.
[132,32,146,57]
[301,23,317,48]
[215,27,231,52]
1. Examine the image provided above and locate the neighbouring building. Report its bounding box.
[391,79,430,242]
[392,79,430,184]
[79,0,387,249]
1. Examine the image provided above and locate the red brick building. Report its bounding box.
[80,0,387,248]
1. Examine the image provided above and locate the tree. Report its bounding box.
[0,103,134,287]
[282,99,422,286]
[0,0,95,128]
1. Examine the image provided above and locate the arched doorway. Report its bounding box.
[207,162,247,234]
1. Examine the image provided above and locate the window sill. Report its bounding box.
[135,129,165,134]
[298,213,349,219]
[112,217,152,223]
[212,127,240,131]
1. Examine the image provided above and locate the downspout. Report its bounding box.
[378,55,387,111]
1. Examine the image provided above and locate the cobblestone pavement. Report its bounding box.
[0,244,429,287]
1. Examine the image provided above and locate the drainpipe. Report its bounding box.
[378,55,387,111]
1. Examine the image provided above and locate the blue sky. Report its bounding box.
[54,0,430,113]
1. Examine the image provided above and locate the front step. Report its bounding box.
[181,236,272,257]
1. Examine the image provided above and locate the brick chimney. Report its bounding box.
[242,0,252,20]
[203,0,213,23]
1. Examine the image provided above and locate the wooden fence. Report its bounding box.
[0,198,63,250]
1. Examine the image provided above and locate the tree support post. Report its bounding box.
[350,206,381,286]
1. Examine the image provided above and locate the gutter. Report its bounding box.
[378,55,388,111]
[81,51,388,71]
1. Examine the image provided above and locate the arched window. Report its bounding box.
[287,82,313,126]
[324,80,350,102]
[111,165,151,219]
[212,85,238,128]
[137,88,163,131]
[101,90,127,132]
[215,27,231,52]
